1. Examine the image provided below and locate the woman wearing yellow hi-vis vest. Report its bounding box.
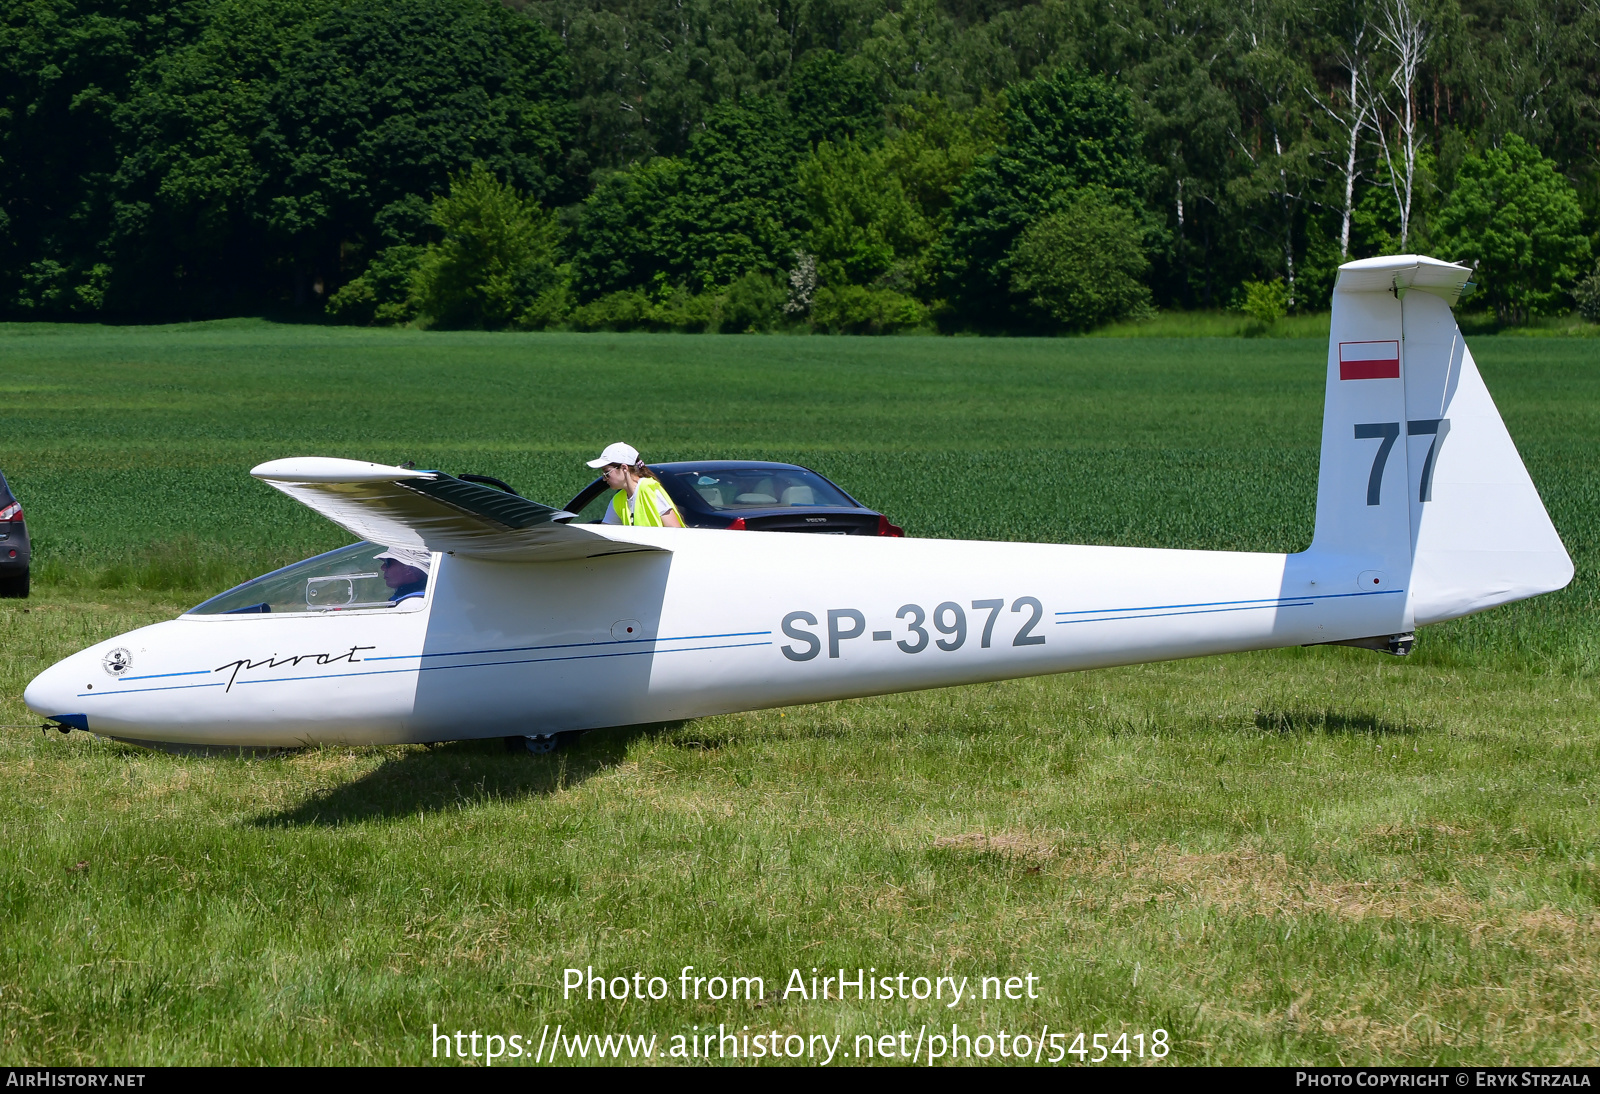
[586,442,682,528]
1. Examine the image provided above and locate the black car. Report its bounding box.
[0,470,30,597]
[564,461,904,536]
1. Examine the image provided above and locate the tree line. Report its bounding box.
[2,0,1597,331]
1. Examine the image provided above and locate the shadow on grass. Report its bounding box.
[1253,707,1424,737]
[249,723,680,827]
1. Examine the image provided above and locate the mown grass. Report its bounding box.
[0,323,1597,1065]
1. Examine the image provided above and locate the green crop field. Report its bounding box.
[1,322,1596,1065]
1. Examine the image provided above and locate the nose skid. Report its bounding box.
[24,658,87,729]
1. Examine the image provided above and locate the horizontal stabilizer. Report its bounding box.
[251,457,668,562]
[1332,254,1476,305]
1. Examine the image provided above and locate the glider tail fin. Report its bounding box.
[1307,255,1572,626]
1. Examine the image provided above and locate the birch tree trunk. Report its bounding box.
[1273,128,1296,309]
[1337,33,1371,260]
[1376,0,1431,249]
[1312,22,1373,262]
[1340,69,1362,259]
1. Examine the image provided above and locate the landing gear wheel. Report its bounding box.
[507,732,580,755]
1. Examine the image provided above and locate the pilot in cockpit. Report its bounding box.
[374,547,431,604]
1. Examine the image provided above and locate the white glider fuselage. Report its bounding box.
[22,255,1575,747]
[27,534,1395,747]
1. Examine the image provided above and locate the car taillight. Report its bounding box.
[876,515,904,537]
[726,517,747,530]
[0,503,19,521]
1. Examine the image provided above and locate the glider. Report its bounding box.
[23,255,1573,749]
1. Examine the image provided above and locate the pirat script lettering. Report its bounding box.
[213,645,377,692]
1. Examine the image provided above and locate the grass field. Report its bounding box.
[1,322,1597,1065]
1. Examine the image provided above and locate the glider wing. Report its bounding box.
[251,457,667,562]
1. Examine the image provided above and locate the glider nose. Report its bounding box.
[23,655,88,730]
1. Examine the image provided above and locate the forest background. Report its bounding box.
[3,0,1600,334]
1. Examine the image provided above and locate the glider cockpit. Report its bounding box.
[188,542,433,616]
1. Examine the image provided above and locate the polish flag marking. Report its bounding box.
[1339,340,1401,380]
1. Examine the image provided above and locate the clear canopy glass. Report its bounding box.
[187,542,429,616]
[574,487,618,523]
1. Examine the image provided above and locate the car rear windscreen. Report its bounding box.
[666,468,857,511]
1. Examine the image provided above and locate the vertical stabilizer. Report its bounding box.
[1308,255,1573,627]
[1307,257,1417,634]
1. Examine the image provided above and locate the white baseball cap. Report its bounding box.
[586,441,641,469]
[373,546,433,574]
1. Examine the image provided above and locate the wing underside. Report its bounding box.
[252,458,666,562]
